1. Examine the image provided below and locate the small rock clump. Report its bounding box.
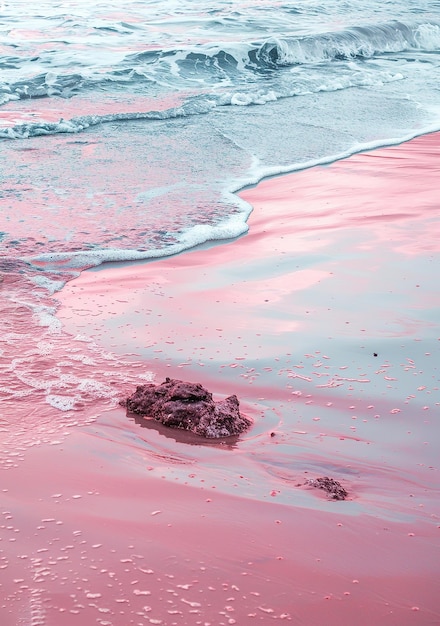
[122,377,251,438]
[309,476,348,500]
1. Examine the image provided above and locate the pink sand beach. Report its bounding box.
[2,133,440,625]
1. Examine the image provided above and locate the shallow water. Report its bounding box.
[2,0,440,419]
[1,1,440,623]
[2,0,440,265]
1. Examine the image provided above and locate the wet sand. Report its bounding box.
[2,133,440,625]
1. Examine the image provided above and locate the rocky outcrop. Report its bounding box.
[308,476,347,500]
[122,377,251,438]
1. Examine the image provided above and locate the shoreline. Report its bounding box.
[2,132,439,624]
[57,126,440,281]
[21,126,440,271]
[58,131,440,369]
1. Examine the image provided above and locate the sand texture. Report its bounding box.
[2,134,439,625]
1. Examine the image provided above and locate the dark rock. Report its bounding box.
[123,377,252,438]
[309,476,348,501]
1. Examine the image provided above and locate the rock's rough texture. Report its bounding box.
[309,477,348,500]
[123,378,251,438]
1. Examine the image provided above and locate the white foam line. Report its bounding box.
[234,123,440,190]
[21,124,440,275]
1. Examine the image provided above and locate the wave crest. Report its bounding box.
[1,19,437,107]
[255,21,440,67]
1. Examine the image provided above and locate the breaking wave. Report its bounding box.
[126,20,440,73]
[1,20,438,108]
[255,21,440,67]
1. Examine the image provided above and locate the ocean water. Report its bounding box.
[1,1,440,455]
[1,3,440,623]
